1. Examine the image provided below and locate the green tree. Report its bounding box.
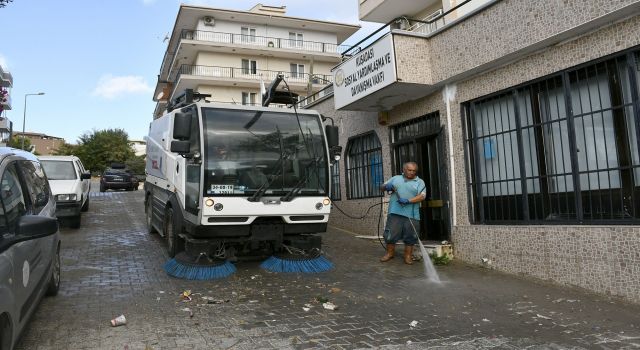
[53,142,79,156]
[124,155,146,175]
[74,128,135,173]
[8,135,32,151]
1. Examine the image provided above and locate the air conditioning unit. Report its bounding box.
[203,16,215,26]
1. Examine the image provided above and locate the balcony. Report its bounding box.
[0,66,12,88]
[159,30,348,83]
[359,0,440,23]
[169,64,332,101]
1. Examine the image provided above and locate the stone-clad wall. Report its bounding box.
[427,0,640,84]
[311,99,388,236]
[444,14,640,303]
[454,226,640,303]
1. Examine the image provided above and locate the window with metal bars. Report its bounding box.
[345,132,383,199]
[465,50,640,224]
[330,162,341,201]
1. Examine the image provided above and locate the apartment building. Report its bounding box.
[152,4,359,118]
[304,0,640,303]
[0,65,13,146]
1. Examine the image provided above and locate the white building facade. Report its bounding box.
[153,4,359,117]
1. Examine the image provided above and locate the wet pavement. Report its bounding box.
[15,183,640,349]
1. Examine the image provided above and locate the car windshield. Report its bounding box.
[41,160,77,180]
[201,107,328,197]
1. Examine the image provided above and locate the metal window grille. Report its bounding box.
[330,161,341,201]
[465,50,640,224]
[345,132,383,199]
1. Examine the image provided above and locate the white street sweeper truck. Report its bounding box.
[144,81,341,278]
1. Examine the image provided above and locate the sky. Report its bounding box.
[0,0,380,144]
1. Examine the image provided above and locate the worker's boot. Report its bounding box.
[380,243,395,262]
[404,245,414,265]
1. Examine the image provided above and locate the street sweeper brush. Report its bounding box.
[260,247,333,273]
[164,252,236,280]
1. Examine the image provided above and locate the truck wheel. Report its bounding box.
[81,196,89,212]
[164,207,184,258]
[69,215,81,229]
[146,199,157,234]
[46,244,61,296]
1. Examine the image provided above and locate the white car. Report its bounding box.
[39,156,91,228]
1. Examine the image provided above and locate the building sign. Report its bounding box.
[333,34,396,109]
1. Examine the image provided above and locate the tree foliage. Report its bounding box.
[0,0,13,8]
[8,136,33,151]
[124,155,146,176]
[67,128,135,173]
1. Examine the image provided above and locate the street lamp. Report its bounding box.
[22,92,45,150]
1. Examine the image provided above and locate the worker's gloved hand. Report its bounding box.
[383,183,394,192]
[398,198,410,205]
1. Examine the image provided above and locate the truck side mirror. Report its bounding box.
[173,112,192,140]
[325,125,339,149]
[170,140,190,154]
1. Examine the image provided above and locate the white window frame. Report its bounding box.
[241,26,257,43]
[289,63,305,79]
[241,59,257,75]
[289,32,303,48]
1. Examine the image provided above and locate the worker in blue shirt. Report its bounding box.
[379,162,426,265]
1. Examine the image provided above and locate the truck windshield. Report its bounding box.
[40,160,77,180]
[201,108,328,197]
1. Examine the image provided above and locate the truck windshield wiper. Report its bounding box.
[280,158,320,202]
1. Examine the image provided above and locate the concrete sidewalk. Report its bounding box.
[16,190,640,349]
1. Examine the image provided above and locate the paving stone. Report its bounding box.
[11,182,640,349]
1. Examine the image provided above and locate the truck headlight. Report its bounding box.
[56,194,77,201]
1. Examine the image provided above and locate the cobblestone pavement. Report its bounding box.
[14,185,640,349]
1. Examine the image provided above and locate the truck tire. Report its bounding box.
[46,244,61,296]
[81,196,89,212]
[146,199,157,234]
[164,207,184,258]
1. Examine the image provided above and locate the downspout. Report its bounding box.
[443,84,457,227]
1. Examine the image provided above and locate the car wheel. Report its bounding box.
[46,244,61,296]
[81,196,89,212]
[146,199,157,234]
[69,215,81,229]
[164,207,184,258]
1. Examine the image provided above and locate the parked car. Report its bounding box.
[100,164,138,192]
[0,147,60,350]
[39,156,91,229]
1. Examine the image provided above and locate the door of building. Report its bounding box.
[391,112,450,242]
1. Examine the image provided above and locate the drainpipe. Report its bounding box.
[443,84,457,227]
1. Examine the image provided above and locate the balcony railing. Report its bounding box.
[298,84,334,108]
[181,29,350,55]
[177,64,333,85]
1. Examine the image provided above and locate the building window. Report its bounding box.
[240,26,256,43]
[241,92,257,105]
[241,59,257,75]
[465,50,640,224]
[345,132,383,199]
[330,161,341,201]
[290,64,305,79]
[289,32,303,48]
